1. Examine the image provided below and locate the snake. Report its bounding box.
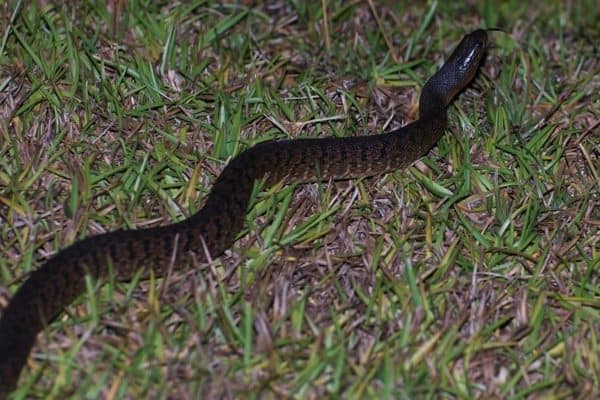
[0,29,488,396]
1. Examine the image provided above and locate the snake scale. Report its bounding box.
[0,30,488,395]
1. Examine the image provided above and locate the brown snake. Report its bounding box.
[0,30,488,395]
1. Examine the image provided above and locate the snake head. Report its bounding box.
[420,29,488,115]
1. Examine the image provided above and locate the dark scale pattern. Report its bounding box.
[0,30,488,396]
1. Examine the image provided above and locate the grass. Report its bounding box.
[0,0,598,398]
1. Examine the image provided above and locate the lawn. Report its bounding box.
[0,1,598,398]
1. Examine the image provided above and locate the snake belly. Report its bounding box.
[0,30,488,396]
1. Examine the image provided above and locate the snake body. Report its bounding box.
[0,30,487,395]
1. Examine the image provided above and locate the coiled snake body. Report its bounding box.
[0,30,488,396]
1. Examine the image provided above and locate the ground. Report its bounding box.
[0,1,598,399]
